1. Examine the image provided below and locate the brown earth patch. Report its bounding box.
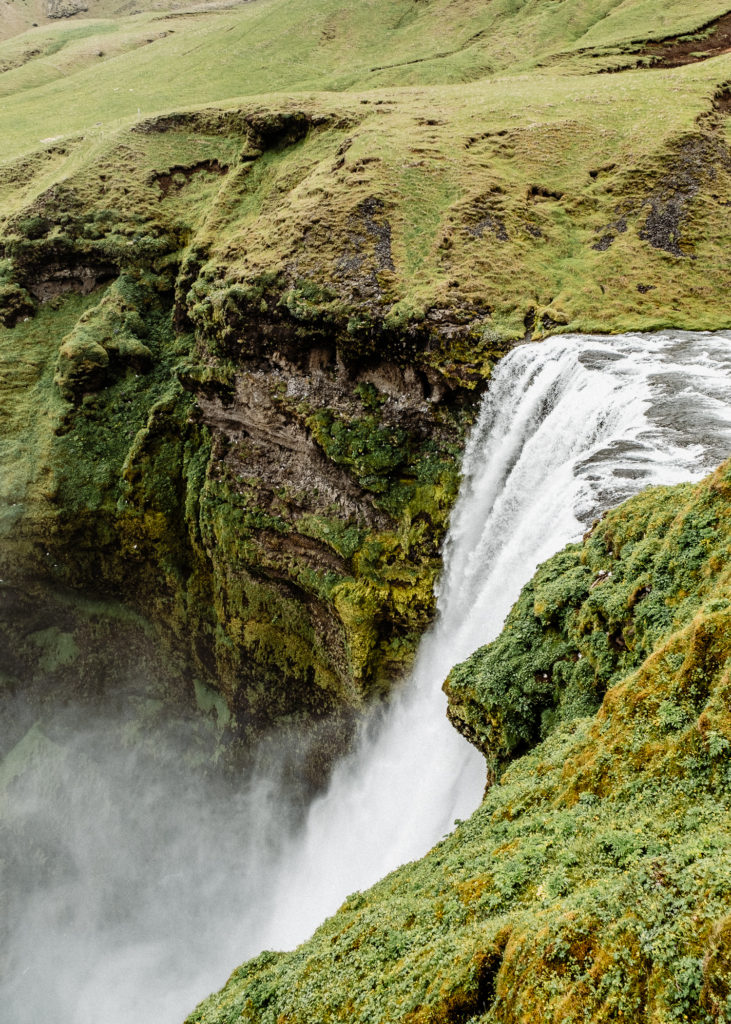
[0,47,42,75]
[567,11,731,74]
[641,10,731,69]
[638,134,730,257]
[713,87,731,114]
[152,159,229,198]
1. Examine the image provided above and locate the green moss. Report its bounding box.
[56,330,110,399]
[445,467,731,777]
[188,459,731,1024]
[296,514,365,561]
[307,409,410,494]
[30,626,79,674]
[0,281,35,325]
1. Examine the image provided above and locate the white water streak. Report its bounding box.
[256,330,731,951]
[2,331,730,1023]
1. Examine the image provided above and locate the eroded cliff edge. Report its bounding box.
[0,109,497,777]
[188,459,731,1024]
[1,0,730,773]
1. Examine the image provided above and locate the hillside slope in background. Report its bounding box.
[0,0,729,764]
[0,0,244,43]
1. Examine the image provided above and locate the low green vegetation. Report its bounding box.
[445,464,731,781]
[188,461,731,1024]
[0,0,729,776]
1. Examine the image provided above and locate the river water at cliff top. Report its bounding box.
[2,331,730,1024]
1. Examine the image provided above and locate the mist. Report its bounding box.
[0,696,307,1024]
[2,330,730,1024]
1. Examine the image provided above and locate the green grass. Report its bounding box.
[0,0,729,157]
[0,0,729,1017]
[0,292,97,537]
[0,0,242,44]
[0,1,728,337]
[188,462,731,1024]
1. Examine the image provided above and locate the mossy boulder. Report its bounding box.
[55,330,110,398]
[0,281,35,327]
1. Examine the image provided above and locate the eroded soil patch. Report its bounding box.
[641,10,731,68]
[152,159,229,198]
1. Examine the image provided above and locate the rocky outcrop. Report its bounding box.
[46,0,88,18]
[444,459,731,782]
[0,111,505,778]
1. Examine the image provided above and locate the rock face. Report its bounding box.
[0,109,499,777]
[0,578,224,766]
[187,461,731,1024]
[46,0,88,18]
[0,0,730,770]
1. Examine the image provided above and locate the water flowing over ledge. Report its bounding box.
[2,330,731,1024]
[256,329,731,950]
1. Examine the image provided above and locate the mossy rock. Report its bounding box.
[0,282,35,327]
[445,461,731,779]
[55,329,110,398]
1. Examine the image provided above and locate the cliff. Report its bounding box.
[0,0,729,767]
[188,459,731,1024]
[0,0,729,1016]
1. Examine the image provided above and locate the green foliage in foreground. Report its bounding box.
[188,461,731,1024]
[445,463,731,781]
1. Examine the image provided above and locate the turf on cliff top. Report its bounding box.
[0,0,729,1020]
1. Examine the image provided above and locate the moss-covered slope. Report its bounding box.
[445,460,731,782]
[188,460,731,1024]
[0,108,476,771]
[0,0,729,758]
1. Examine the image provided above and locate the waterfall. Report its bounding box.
[254,328,731,949]
[2,330,730,1024]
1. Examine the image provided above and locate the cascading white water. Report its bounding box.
[2,330,730,1024]
[253,329,731,950]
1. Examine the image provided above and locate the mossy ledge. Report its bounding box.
[188,460,731,1024]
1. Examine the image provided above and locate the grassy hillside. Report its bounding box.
[188,460,731,1024]
[0,0,729,756]
[0,0,729,123]
[0,0,245,44]
[0,1,729,334]
[0,0,729,1018]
